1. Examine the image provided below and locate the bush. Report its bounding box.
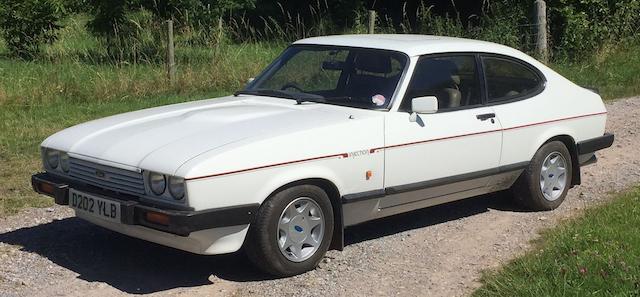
[0,0,66,59]
[85,0,255,62]
[549,0,640,60]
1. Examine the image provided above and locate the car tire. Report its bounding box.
[245,184,334,277]
[512,141,573,211]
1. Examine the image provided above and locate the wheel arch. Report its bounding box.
[262,177,345,252]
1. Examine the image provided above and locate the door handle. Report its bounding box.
[476,113,496,121]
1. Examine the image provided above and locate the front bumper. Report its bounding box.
[31,172,258,237]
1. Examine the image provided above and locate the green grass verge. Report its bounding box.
[474,188,640,296]
[0,42,283,105]
[553,43,640,100]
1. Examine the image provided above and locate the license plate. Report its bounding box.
[69,189,121,223]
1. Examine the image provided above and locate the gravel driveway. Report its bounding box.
[1,96,639,297]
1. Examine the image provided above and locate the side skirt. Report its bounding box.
[341,163,527,227]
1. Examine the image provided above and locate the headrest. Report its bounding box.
[412,59,459,87]
[450,75,460,85]
[354,52,392,74]
[421,59,458,74]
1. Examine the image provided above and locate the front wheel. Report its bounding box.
[245,185,334,277]
[512,141,573,211]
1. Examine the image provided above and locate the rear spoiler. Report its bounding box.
[583,86,600,95]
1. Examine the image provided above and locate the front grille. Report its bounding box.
[68,158,146,195]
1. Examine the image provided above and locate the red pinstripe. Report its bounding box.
[501,111,607,131]
[186,112,606,180]
[185,153,348,181]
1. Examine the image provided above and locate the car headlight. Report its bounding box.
[45,149,59,169]
[60,152,70,173]
[148,172,166,195]
[168,176,185,200]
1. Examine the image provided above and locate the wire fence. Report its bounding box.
[161,0,552,81]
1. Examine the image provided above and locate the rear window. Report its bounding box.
[482,57,543,103]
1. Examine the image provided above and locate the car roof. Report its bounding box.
[294,34,527,58]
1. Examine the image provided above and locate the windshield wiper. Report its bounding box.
[323,96,352,101]
[234,89,349,106]
[234,89,298,100]
[296,96,354,105]
[294,97,326,105]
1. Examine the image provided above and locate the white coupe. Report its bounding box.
[32,35,614,276]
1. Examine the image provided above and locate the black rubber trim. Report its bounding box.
[342,161,529,204]
[341,189,386,204]
[500,161,531,173]
[582,86,600,95]
[577,133,614,154]
[32,172,69,205]
[31,172,258,236]
[134,203,259,236]
[386,167,499,195]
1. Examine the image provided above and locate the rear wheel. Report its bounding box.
[245,185,334,277]
[513,141,573,211]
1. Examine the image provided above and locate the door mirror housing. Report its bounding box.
[409,96,438,122]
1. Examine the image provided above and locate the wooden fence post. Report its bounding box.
[368,10,376,34]
[166,20,176,84]
[534,0,548,63]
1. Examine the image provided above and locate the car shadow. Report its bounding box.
[343,190,527,245]
[0,191,525,294]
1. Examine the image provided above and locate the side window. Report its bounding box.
[402,55,482,111]
[482,57,543,102]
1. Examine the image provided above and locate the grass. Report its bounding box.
[553,42,640,100]
[0,15,284,106]
[0,15,639,216]
[474,188,640,296]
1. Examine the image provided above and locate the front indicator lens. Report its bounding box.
[168,176,185,200]
[60,152,70,172]
[148,172,166,195]
[145,211,170,225]
[45,149,59,169]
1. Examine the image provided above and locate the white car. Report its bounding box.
[32,35,613,276]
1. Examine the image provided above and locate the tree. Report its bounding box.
[86,0,255,36]
[0,0,66,59]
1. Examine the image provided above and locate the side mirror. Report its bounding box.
[409,96,438,122]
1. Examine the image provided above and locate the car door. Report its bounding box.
[479,54,548,168]
[382,54,502,210]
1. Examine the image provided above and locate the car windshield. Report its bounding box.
[238,45,408,109]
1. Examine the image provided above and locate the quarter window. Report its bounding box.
[402,55,482,111]
[482,57,543,102]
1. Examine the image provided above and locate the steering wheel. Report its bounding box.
[281,82,305,93]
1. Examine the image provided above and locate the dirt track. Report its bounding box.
[1,97,639,297]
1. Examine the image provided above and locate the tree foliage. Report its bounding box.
[0,0,638,61]
[0,0,66,59]
[86,0,255,36]
[548,0,640,59]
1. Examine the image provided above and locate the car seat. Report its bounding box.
[404,59,462,110]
